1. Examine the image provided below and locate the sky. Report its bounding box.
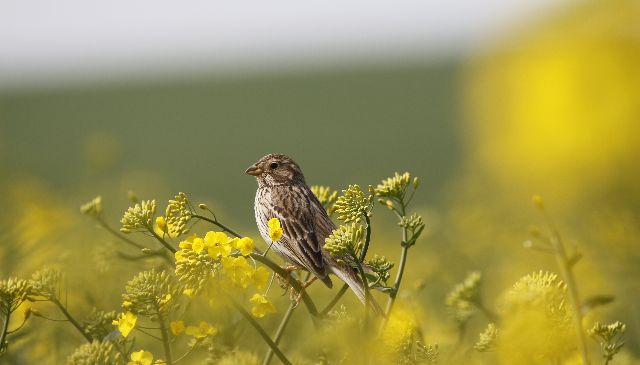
[0,0,573,90]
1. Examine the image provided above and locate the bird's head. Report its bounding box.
[245,154,306,187]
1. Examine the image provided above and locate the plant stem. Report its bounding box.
[52,298,92,342]
[193,215,242,238]
[227,296,292,365]
[156,308,173,365]
[543,211,590,365]
[150,229,177,253]
[98,218,145,250]
[0,311,10,352]
[320,285,349,316]
[384,202,409,320]
[262,302,296,365]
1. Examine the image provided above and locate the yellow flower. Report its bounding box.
[268,218,283,242]
[221,256,254,288]
[155,216,167,233]
[178,234,197,249]
[112,311,137,337]
[250,294,277,318]
[192,237,205,253]
[252,267,271,290]
[170,320,185,335]
[234,237,254,256]
[185,321,218,339]
[205,231,233,258]
[174,250,187,262]
[128,350,153,365]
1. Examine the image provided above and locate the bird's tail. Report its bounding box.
[329,261,384,315]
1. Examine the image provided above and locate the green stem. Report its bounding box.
[156,308,173,365]
[383,202,409,324]
[52,298,91,342]
[320,285,349,316]
[0,311,10,352]
[150,229,177,253]
[98,218,145,250]
[193,215,242,239]
[543,211,590,365]
[228,296,292,365]
[262,302,296,365]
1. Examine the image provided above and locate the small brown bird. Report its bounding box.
[246,153,370,306]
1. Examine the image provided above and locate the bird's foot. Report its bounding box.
[276,265,300,296]
[290,276,317,308]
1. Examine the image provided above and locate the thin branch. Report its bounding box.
[149,228,177,254]
[320,285,349,316]
[541,209,590,365]
[135,327,163,341]
[173,343,199,363]
[193,214,242,239]
[0,311,10,352]
[227,296,292,365]
[155,305,173,365]
[52,298,91,342]
[262,302,297,365]
[383,200,409,324]
[97,218,145,250]
[6,314,28,334]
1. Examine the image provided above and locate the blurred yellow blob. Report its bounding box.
[464,0,640,203]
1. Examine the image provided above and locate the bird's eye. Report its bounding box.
[269,162,279,169]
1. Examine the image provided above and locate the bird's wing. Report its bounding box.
[268,186,328,279]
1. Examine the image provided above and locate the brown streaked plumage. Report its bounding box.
[246,153,371,306]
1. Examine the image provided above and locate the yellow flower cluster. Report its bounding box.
[80,196,103,218]
[175,231,254,262]
[173,231,275,318]
[445,271,482,324]
[165,192,192,237]
[374,172,411,199]
[267,218,283,242]
[66,341,123,365]
[120,200,156,233]
[496,271,575,364]
[333,185,373,223]
[324,223,365,259]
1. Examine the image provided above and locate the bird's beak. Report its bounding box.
[245,164,263,176]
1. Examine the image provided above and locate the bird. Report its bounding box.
[246,153,378,311]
